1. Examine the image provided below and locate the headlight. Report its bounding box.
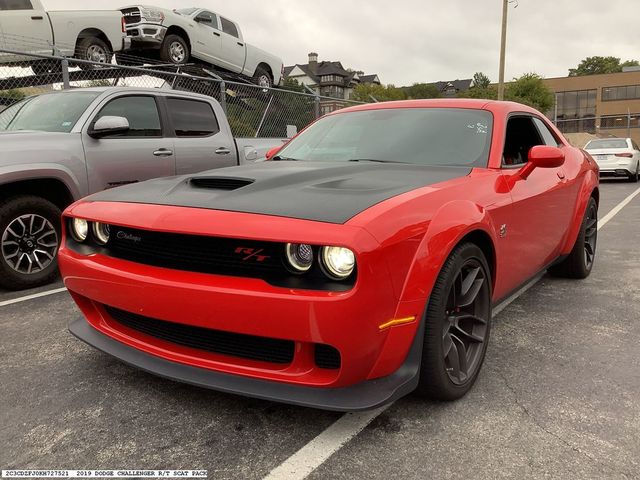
[140,7,165,22]
[69,218,88,242]
[320,246,355,280]
[285,243,313,272]
[92,222,110,245]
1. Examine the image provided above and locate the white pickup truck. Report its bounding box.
[0,0,128,74]
[119,6,283,88]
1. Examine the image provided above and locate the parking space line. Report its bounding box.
[264,186,640,480]
[0,287,67,307]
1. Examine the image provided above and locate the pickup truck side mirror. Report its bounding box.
[194,15,212,23]
[517,145,565,180]
[89,116,130,138]
[265,146,281,160]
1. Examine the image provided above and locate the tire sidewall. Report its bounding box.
[0,196,61,290]
[161,35,189,64]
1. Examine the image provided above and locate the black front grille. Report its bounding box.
[314,344,341,369]
[121,7,141,24]
[105,306,295,364]
[107,226,286,279]
[190,177,254,190]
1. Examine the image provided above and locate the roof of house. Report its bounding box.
[433,79,473,92]
[284,60,380,85]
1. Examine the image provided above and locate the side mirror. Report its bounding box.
[528,145,565,169]
[89,116,129,138]
[517,145,565,180]
[265,146,281,160]
[195,15,212,23]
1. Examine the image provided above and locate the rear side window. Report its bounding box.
[585,139,628,150]
[167,98,220,137]
[0,0,33,10]
[221,17,239,38]
[533,117,560,147]
[95,96,161,137]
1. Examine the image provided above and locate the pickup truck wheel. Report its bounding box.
[0,196,61,290]
[76,37,113,69]
[160,35,189,64]
[253,67,273,89]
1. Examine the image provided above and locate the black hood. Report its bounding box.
[88,161,472,224]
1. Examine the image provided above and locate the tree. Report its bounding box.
[472,72,491,89]
[405,83,441,99]
[505,73,554,112]
[352,83,406,102]
[569,56,639,76]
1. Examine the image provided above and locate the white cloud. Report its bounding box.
[41,0,640,85]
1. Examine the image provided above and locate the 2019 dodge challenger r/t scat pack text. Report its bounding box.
[59,99,599,411]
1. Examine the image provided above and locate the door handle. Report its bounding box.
[215,147,231,155]
[31,15,44,20]
[153,148,173,157]
[237,42,244,47]
[213,31,220,37]
[557,171,565,179]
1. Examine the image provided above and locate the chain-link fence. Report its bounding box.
[0,39,365,138]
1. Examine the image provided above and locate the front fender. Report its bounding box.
[560,169,599,255]
[400,199,498,303]
[0,164,83,200]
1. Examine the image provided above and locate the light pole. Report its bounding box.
[497,0,509,100]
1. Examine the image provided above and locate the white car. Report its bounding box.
[584,137,640,182]
[0,0,128,74]
[119,5,284,88]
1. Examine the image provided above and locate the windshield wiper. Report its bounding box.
[272,155,299,161]
[348,158,406,164]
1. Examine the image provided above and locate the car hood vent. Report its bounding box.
[189,177,254,191]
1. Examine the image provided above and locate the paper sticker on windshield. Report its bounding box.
[61,121,72,127]
[468,122,488,134]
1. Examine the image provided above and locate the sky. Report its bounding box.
[43,0,640,86]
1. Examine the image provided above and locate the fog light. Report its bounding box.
[285,243,314,272]
[92,222,110,245]
[70,218,88,242]
[320,246,355,280]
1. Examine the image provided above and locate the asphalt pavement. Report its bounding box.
[1,179,639,480]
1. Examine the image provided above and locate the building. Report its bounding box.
[284,52,381,114]
[432,79,473,97]
[542,68,640,145]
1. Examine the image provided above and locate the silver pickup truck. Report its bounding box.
[0,87,286,290]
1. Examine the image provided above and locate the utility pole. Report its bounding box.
[497,0,509,101]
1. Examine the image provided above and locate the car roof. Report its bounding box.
[36,86,214,102]
[334,98,543,116]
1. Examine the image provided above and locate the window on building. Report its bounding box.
[600,114,640,130]
[602,85,640,102]
[552,89,596,135]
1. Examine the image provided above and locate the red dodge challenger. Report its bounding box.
[59,99,599,411]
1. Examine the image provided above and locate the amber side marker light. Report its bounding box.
[378,316,417,331]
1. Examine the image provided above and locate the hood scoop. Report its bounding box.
[190,176,254,191]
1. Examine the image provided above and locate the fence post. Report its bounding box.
[61,58,70,89]
[314,94,320,118]
[219,80,227,114]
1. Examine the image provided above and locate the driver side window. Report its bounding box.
[503,116,544,166]
[94,96,162,138]
[195,11,219,29]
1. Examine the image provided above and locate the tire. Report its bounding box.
[253,66,273,89]
[415,243,492,401]
[76,37,113,69]
[548,197,598,279]
[0,196,61,290]
[628,161,639,183]
[160,34,189,65]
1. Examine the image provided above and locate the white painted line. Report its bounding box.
[264,185,640,480]
[598,185,640,230]
[263,405,390,480]
[0,287,67,307]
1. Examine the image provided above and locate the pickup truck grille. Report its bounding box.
[105,226,287,280]
[121,7,141,25]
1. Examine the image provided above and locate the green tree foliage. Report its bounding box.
[458,72,554,112]
[405,83,441,99]
[352,83,406,102]
[472,72,491,89]
[569,56,639,76]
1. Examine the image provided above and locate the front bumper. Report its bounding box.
[69,314,423,411]
[125,23,167,49]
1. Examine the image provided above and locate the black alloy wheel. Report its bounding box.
[583,200,598,271]
[416,243,492,400]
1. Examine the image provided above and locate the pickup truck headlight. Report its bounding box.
[320,246,355,280]
[69,218,89,242]
[140,7,165,23]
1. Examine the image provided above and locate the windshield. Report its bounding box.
[176,7,199,15]
[0,91,100,133]
[585,139,628,150]
[276,108,493,167]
